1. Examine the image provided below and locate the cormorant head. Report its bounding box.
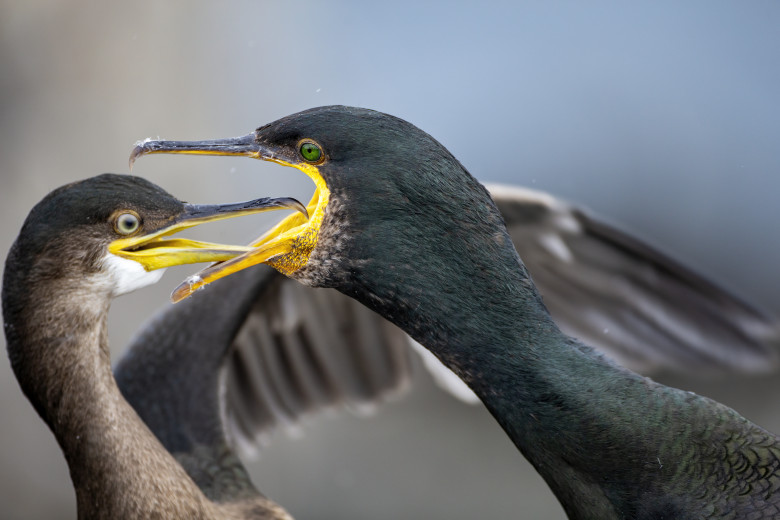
[4,173,306,300]
[130,106,514,306]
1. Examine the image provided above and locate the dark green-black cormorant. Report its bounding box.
[130,106,780,518]
[2,173,306,519]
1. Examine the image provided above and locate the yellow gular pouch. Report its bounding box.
[265,213,324,276]
[249,161,329,276]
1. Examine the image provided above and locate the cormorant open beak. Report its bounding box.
[130,135,330,302]
[108,196,308,272]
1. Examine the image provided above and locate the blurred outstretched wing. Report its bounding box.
[490,183,780,375]
[224,275,411,450]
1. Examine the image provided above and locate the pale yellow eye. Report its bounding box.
[114,212,141,235]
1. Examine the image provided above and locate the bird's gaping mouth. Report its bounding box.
[129,134,330,302]
[109,195,309,273]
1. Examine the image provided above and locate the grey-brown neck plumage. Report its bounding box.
[3,264,220,519]
[316,131,780,518]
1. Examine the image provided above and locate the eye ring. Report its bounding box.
[113,211,141,236]
[298,139,325,164]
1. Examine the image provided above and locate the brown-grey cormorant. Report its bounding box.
[2,173,304,519]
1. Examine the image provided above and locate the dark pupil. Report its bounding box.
[119,215,136,231]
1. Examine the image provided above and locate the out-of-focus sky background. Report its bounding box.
[1,2,779,518]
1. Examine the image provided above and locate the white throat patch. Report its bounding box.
[102,253,166,296]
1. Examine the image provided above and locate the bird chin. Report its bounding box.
[102,253,167,296]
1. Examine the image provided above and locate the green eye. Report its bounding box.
[114,212,141,235]
[299,140,323,163]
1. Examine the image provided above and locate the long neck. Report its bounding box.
[346,236,670,514]
[326,176,776,517]
[3,271,214,519]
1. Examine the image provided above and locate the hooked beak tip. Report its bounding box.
[129,138,154,171]
[171,274,205,303]
[289,198,309,220]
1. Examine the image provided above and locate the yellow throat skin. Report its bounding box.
[170,161,329,302]
[251,162,329,276]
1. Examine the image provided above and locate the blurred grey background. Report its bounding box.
[1,1,779,518]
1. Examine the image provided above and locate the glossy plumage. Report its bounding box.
[130,106,780,518]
